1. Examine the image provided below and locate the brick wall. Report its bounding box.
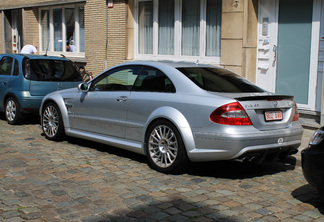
[84,0,107,75]
[107,0,127,68]
[23,8,39,52]
[85,0,127,76]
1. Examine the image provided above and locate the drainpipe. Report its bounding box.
[104,0,108,70]
[321,52,324,125]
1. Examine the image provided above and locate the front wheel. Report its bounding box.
[5,97,23,125]
[42,102,65,141]
[145,120,190,174]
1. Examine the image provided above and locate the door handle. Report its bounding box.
[116,96,128,102]
[272,45,277,67]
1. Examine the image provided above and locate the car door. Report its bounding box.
[70,65,142,138]
[125,66,176,142]
[0,56,14,110]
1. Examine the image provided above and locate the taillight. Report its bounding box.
[210,102,252,125]
[292,101,299,121]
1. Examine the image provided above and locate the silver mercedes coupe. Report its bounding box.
[40,61,303,173]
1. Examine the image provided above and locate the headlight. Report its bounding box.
[309,129,324,145]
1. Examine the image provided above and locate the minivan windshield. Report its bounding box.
[177,67,265,93]
[23,58,83,82]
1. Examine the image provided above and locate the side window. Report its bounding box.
[90,66,141,91]
[0,56,13,76]
[26,59,82,82]
[133,66,176,93]
[13,59,19,76]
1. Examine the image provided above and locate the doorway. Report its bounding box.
[256,0,320,111]
[3,9,23,54]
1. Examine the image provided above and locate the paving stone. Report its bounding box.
[0,120,323,221]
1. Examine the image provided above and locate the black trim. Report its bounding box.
[235,95,294,101]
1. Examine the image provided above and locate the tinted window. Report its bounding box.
[178,67,265,93]
[90,66,141,91]
[23,59,82,82]
[13,59,19,76]
[133,66,175,93]
[0,56,13,76]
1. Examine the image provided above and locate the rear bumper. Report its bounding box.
[188,122,303,162]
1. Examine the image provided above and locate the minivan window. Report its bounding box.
[23,58,83,82]
[178,67,265,93]
[0,56,13,76]
[13,59,19,76]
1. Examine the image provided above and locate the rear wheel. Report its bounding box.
[145,120,189,174]
[5,97,23,125]
[42,102,65,141]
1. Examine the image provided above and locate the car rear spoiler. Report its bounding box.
[235,95,294,101]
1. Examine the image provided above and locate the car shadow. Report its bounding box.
[65,136,295,180]
[77,198,237,221]
[66,137,148,164]
[291,184,324,215]
[186,158,295,179]
[0,112,39,125]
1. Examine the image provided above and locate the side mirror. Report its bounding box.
[78,83,89,92]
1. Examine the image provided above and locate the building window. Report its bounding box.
[135,0,222,62]
[39,4,85,56]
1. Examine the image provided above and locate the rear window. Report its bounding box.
[23,58,83,82]
[177,67,265,93]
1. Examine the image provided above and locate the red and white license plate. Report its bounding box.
[265,111,283,121]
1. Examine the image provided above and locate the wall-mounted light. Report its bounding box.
[234,0,239,8]
[107,0,114,8]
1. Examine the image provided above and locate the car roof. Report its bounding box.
[116,60,220,69]
[0,54,70,61]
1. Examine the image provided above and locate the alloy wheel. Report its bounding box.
[148,125,178,168]
[6,99,16,122]
[43,104,60,138]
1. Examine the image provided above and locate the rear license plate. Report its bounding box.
[265,111,283,121]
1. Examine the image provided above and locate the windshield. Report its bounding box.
[23,58,83,82]
[177,67,265,93]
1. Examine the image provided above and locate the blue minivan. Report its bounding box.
[0,54,83,124]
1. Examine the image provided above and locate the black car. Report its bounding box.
[301,127,324,190]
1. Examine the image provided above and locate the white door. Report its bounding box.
[256,0,278,93]
[257,0,320,111]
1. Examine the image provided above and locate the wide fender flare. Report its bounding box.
[143,106,196,156]
[40,93,71,129]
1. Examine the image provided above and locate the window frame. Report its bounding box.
[38,4,85,57]
[134,0,221,63]
[0,56,14,76]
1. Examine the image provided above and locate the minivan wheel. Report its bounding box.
[5,97,23,125]
[42,102,65,141]
[145,120,190,174]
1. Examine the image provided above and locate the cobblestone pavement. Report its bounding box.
[0,114,323,222]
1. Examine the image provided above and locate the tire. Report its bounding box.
[5,97,23,125]
[145,120,190,174]
[42,102,65,141]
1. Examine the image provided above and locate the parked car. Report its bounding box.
[40,61,303,173]
[0,54,83,124]
[302,127,324,190]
